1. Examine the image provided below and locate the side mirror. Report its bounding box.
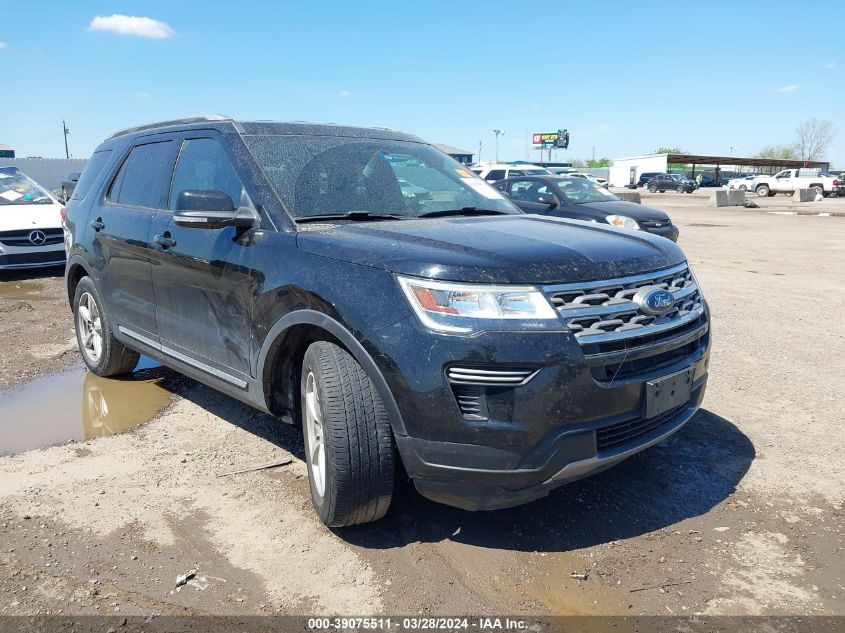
[173,189,256,229]
[536,193,559,209]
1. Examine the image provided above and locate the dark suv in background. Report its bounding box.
[646,173,697,193]
[65,116,710,526]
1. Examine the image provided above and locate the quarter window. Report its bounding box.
[169,138,246,210]
[71,150,112,201]
[108,141,174,208]
[485,170,506,181]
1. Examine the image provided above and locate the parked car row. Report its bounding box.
[57,116,708,526]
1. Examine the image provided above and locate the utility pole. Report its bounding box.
[493,129,505,163]
[478,140,482,164]
[62,120,70,159]
[591,146,596,167]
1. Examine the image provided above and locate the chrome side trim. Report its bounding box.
[119,325,248,389]
[161,345,248,389]
[118,326,159,350]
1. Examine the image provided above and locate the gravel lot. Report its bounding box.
[0,198,843,618]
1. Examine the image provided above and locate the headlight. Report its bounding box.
[605,215,640,230]
[397,275,559,333]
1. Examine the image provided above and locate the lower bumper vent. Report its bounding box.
[596,404,687,451]
[446,365,539,421]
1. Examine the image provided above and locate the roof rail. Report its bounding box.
[108,114,232,140]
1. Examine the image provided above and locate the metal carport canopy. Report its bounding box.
[665,153,829,170]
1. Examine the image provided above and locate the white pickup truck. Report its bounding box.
[753,169,842,197]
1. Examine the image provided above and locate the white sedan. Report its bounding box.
[726,175,757,191]
[0,167,66,270]
[566,172,609,188]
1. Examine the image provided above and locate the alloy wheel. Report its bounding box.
[304,371,327,498]
[77,292,103,363]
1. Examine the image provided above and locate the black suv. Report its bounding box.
[646,173,697,193]
[65,116,710,526]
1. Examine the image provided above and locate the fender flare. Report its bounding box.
[256,310,408,436]
[64,254,93,304]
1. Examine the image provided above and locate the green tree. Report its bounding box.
[754,144,797,160]
[794,119,836,160]
[654,146,684,155]
[586,157,611,168]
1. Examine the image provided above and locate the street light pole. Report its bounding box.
[478,140,482,164]
[493,129,505,163]
[63,120,70,159]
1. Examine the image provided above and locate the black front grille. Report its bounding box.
[596,405,686,451]
[0,229,64,247]
[640,219,671,229]
[0,251,66,266]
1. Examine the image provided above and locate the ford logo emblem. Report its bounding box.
[634,287,675,316]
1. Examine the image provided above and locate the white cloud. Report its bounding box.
[88,14,174,39]
[824,62,836,69]
[338,90,351,97]
[0,42,7,50]
[776,84,799,93]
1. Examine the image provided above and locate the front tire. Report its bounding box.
[301,341,395,527]
[73,277,139,376]
[756,185,770,197]
[676,186,684,194]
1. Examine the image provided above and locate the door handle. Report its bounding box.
[90,218,105,231]
[154,233,177,249]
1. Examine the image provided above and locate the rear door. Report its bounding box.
[148,133,258,382]
[93,137,178,340]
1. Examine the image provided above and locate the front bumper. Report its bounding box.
[398,379,706,510]
[0,245,66,270]
[643,224,680,242]
[373,296,711,511]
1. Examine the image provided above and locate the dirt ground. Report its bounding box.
[0,199,843,619]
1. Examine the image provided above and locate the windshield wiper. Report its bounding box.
[416,207,511,218]
[296,211,409,223]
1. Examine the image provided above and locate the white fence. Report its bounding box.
[0,158,89,192]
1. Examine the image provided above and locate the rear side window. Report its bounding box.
[169,138,246,210]
[108,141,173,208]
[485,169,506,181]
[71,150,112,201]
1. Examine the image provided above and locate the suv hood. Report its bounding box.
[297,215,685,284]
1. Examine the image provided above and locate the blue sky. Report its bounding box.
[1,0,842,165]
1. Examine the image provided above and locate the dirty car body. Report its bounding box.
[64,117,710,521]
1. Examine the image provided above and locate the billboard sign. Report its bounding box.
[532,130,569,149]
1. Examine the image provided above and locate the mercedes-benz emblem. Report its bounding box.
[28,230,47,246]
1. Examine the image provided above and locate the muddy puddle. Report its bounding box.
[0,279,52,302]
[0,357,177,456]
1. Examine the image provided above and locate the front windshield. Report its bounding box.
[0,169,54,206]
[243,136,520,219]
[557,177,619,203]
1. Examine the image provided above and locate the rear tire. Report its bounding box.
[301,341,395,527]
[676,186,684,193]
[73,277,140,377]
[810,185,824,197]
[648,185,656,193]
